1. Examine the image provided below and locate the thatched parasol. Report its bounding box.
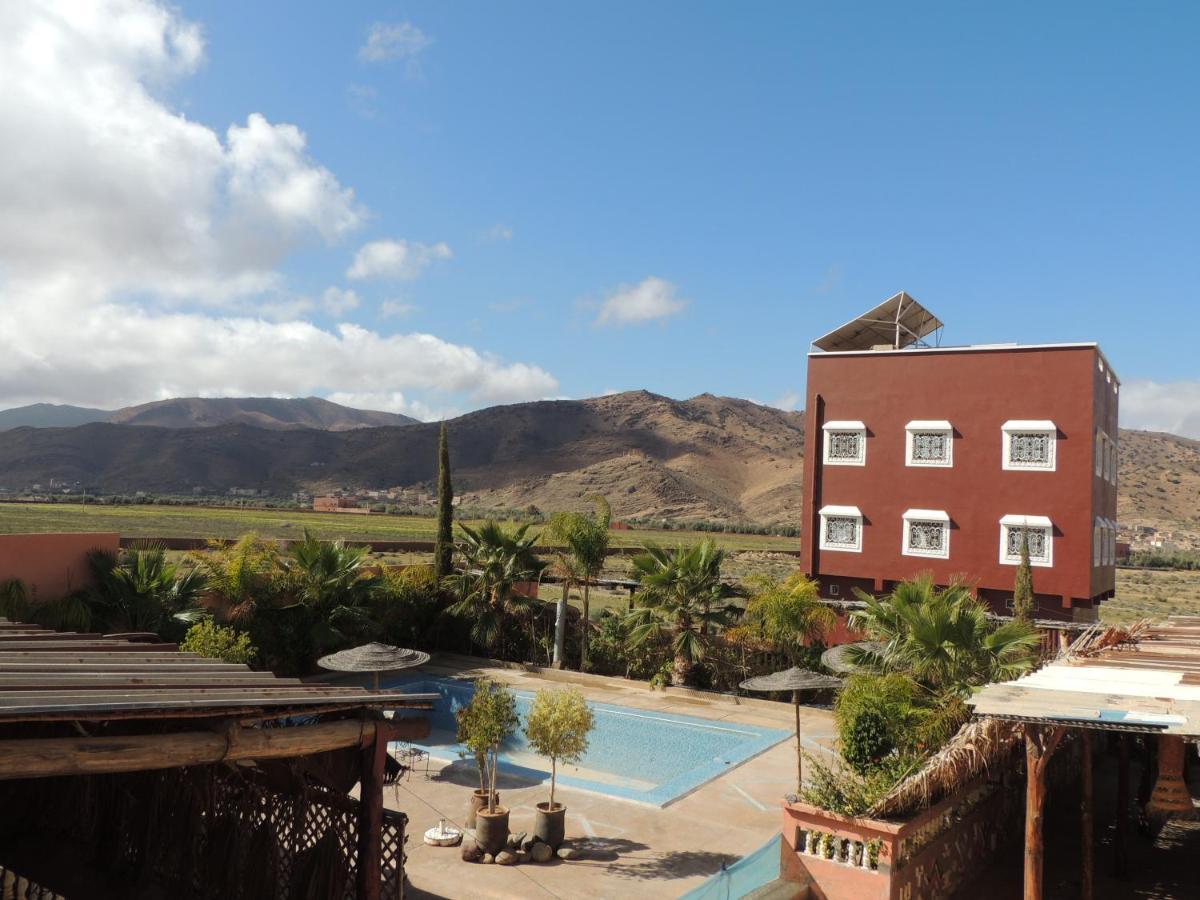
[317,643,431,690]
[740,667,842,792]
[820,641,883,676]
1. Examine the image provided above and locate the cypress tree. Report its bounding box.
[1013,530,1035,622]
[434,423,454,579]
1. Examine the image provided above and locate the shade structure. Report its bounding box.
[318,643,431,691]
[740,667,843,793]
[820,641,883,676]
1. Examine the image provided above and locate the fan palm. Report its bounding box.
[625,539,738,685]
[544,496,611,670]
[728,572,836,662]
[276,529,381,659]
[188,533,281,624]
[846,574,1040,698]
[83,544,206,635]
[448,521,545,653]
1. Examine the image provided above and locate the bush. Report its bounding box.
[841,708,895,775]
[180,620,257,665]
[524,687,595,808]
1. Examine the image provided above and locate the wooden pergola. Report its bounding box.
[970,616,1200,899]
[0,618,438,899]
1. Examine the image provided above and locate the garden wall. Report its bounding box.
[780,773,1023,900]
[0,532,119,602]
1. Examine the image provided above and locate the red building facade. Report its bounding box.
[800,342,1120,620]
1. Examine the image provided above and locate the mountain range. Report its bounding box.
[0,397,416,431]
[0,392,1195,537]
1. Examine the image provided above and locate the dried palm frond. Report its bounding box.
[865,715,1023,819]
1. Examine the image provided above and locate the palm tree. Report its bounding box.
[847,574,1041,698]
[83,544,206,635]
[727,572,836,663]
[544,496,611,670]
[188,533,282,625]
[625,539,738,686]
[277,529,381,659]
[448,521,545,654]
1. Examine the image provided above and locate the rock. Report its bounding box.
[461,840,482,863]
[481,853,494,864]
[495,850,518,866]
[507,831,526,849]
[514,851,528,865]
[557,847,582,860]
[530,842,554,863]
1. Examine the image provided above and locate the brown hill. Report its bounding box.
[0,392,1196,535]
[106,396,416,430]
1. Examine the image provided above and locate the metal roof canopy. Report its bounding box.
[811,291,943,352]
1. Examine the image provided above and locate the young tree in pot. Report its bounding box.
[523,687,595,849]
[457,679,519,853]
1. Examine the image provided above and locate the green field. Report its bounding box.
[0,502,800,552]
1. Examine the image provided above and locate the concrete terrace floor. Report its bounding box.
[372,657,837,900]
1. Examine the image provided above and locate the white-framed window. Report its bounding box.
[901,509,951,559]
[905,420,953,467]
[822,421,867,467]
[1002,420,1057,471]
[1095,431,1104,477]
[1108,441,1119,485]
[819,504,863,553]
[1109,522,1117,563]
[999,514,1054,567]
[1093,520,1102,566]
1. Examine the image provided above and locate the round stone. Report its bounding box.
[495,850,518,866]
[530,842,554,863]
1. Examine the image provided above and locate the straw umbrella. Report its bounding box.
[740,667,842,792]
[317,642,431,690]
[820,641,883,676]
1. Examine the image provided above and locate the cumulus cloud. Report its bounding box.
[595,276,687,326]
[1120,380,1200,439]
[770,390,803,412]
[347,239,452,281]
[0,1,557,421]
[359,22,431,63]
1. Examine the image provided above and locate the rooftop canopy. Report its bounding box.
[811,291,943,352]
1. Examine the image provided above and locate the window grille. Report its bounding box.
[824,516,858,548]
[827,432,861,461]
[1008,433,1051,467]
[912,433,947,462]
[907,521,945,554]
[1002,525,1051,565]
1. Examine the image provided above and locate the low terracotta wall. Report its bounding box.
[781,773,1022,900]
[0,532,119,602]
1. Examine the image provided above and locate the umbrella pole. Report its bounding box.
[793,690,802,793]
[373,671,380,691]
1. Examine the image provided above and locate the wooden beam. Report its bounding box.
[356,724,388,900]
[1025,728,1048,900]
[1080,730,1093,900]
[0,716,430,780]
[1114,734,1129,879]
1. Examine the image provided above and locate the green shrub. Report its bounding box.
[842,707,896,775]
[180,620,257,665]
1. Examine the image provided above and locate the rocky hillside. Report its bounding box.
[1117,429,1200,539]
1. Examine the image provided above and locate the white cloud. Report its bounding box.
[595,276,687,326]
[770,390,803,412]
[0,1,558,420]
[1120,380,1200,439]
[380,300,417,318]
[346,84,379,119]
[347,239,452,280]
[326,392,454,422]
[359,22,431,63]
[484,223,514,241]
[321,286,359,315]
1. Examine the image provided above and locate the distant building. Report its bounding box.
[313,496,370,515]
[800,293,1119,621]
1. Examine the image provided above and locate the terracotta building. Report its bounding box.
[800,294,1119,620]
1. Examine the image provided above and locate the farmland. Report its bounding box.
[0,502,800,553]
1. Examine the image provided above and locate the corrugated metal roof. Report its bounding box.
[0,618,437,724]
[969,616,1200,737]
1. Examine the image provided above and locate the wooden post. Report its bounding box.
[356,725,388,900]
[1024,725,1065,900]
[1114,734,1129,878]
[1080,730,1093,900]
[1146,734,1196,826]
[793,691,802,793]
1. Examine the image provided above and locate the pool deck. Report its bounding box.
[362,656,837,900]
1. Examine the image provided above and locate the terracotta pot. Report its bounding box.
[533,802,566,849]
[475,806,510,855]
[466,789,499,829]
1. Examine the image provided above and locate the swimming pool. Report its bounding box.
[388,675,790,807]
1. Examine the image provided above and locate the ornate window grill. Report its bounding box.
[1008,433,1050,467]
[1005,526,1049,563]
[907,520,945,554]
[826,432,862,462]
[823,516,858,548]
[911,432,947,462]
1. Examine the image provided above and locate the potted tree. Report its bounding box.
[523,687,595,849]
[457,679,518,854]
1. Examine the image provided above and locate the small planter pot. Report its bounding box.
[466,789,499,829]
[533,802,566,849]
[475,806,510,855]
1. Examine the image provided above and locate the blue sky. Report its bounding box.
[1,2,1198,433]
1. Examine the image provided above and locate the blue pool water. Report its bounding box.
[388,675,791,807]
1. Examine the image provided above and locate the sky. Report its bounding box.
[1,2,1198,434]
